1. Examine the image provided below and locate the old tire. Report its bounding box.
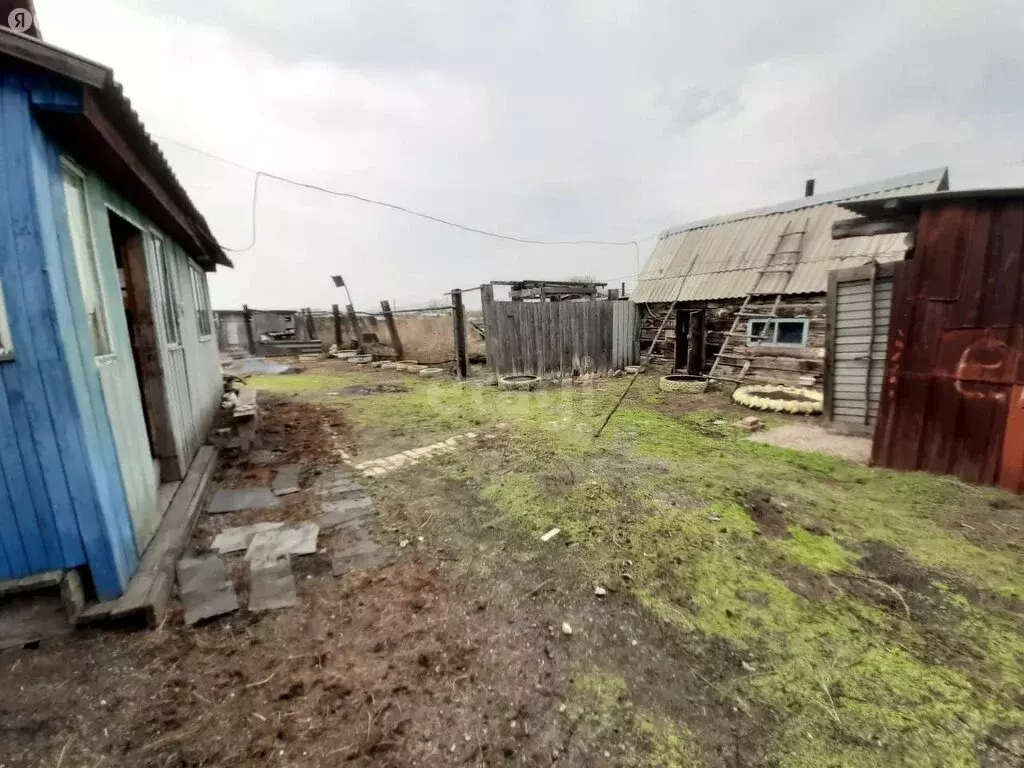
[624,365,643,375]
[732,385,823,415]
[395,360,418,372]
[498,375,540,392]
[659,374,708,394]
[418,367,445,378]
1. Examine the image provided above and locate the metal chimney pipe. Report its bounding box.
[804,178,816,197]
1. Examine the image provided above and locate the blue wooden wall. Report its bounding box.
[0,71,137,599]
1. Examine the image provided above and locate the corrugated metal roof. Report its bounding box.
[0,28,230,268]
[633,168,948,303]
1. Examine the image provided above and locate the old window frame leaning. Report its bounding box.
[747,317,809,347]
[189,263,213,339]
[61,160,113,357]
[0,280,14,361]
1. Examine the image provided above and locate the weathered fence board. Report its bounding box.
[483,300,639,377]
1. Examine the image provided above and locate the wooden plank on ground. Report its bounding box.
[78,446,218,628]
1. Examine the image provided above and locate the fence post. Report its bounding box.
[242,304,256,355]
[380,300,403,360]
[331,304,342,348]
[345,304,361,351]
[451,289,468,378]
[479,283,497,379]
[303,308,316,340]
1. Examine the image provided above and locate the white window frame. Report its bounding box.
[151,233,182,348]
[0,280,14,361]
[61,159,114,359]
[189,263,213,340]
[747,317,810,348]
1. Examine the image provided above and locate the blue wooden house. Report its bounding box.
[0,28,230,604]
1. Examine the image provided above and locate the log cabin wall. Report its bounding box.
[641,296,827,388]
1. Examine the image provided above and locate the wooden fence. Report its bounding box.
[481,298,639,377]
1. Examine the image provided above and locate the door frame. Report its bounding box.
[106,206,180,482]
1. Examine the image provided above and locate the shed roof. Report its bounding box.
[632,168,947,303]
[841,187,1024,218]
[0,28,230,268]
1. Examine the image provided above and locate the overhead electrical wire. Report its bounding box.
[157,134,1024,285]
[155,134,655,253]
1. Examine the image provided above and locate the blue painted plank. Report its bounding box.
[0,75,53,575]
[33,111,136,596]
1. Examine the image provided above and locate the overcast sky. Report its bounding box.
[35,0,1024,311]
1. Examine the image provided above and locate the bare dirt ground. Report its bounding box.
[0,385,756,768]
[3,365,1023,768]
[748,423,872,464]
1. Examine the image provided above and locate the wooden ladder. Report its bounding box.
[708,218,808,385]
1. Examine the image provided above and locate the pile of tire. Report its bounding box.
[732,385,823,415]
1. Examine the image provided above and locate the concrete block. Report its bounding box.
[211,522,286,554]
[248,558,298,612]
[176,555,238,625]
[319,496,374,531]
[245,523,319,564]
[207,487,279,514]
[272,464,303,496]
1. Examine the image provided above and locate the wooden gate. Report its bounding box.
[481,299,639,377]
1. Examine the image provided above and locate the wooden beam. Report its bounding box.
[451,289,468,378]
[380,300,403,360]
[0,24,109,86]
[480,283,498,379]
[331,304,342,348]
[345,304,361,351]
[831,216,917,240]
[81,93,212,263]
[78,447,218,628]
[121,229,179,481]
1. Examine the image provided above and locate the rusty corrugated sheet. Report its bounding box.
[873,200,1024,492]
[633,168,947,303]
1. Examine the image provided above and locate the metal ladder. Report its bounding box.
[707,218,808,384]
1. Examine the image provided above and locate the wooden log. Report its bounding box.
[832,216,916,240]
[451,289,468,378]
[379,300,403,360]
[332,304,342,348]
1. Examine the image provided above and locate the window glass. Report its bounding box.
[62,168,112,356]
[190,264,212,337]
[776,320,807,345]
[153,236,180,345]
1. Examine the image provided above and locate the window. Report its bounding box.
[0,281,14,361]
[62,166,112,356]
[190,264,212,338]
[747,318,809,347]
[151,235,181,345]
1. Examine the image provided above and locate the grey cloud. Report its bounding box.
[36,0,1024,310]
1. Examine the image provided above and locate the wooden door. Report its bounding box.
[147,233,198,477]
[61,164,160,551]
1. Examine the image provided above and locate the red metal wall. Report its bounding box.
[873,200,1024,492]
